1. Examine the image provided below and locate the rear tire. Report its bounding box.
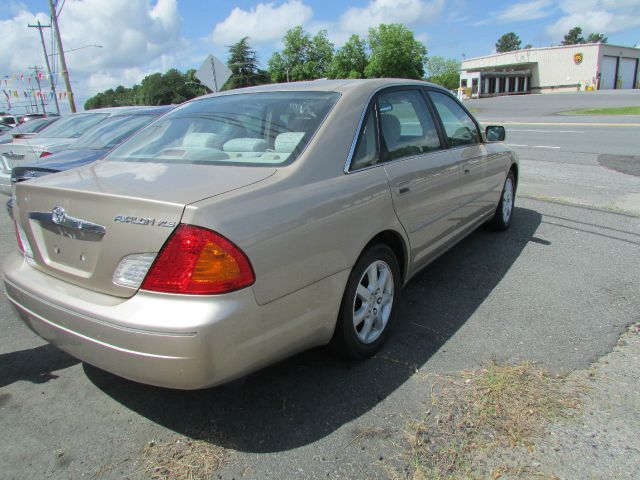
[489,170,516,231]
[331,244,401,359]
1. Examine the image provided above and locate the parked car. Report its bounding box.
[17,113,52,123]
[10,106,172,184]
[3,79,517,389]
[0,124,11,134]
[0,114,19,127]
[0,107,150,195]
[0,116,61,145]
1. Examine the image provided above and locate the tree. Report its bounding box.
[495,32,521,52]
[562,27,585,45]
[306,30,334,79]
[329,34,369,79]
[586,32,608,43]
[365,24,427,79]
[267,26,334,82]
[223,37,270,90]
[85,69,207,109]
[523,43,533,49]
[425,56,460,90]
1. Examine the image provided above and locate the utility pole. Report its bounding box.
[28,20,60,115]
[48,0,76,112]
[29,66,47,114]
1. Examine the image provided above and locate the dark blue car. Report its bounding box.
[10,105,172,184]
[7,105,172,218]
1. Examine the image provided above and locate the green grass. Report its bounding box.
[561,106,640,115]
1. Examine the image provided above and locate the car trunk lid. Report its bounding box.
[13,160,276,297]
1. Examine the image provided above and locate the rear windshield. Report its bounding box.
[71,114,156,150]
[11,117,59,134]
[107,91,340,166]
[37,112,109,139]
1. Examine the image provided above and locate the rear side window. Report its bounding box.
[377,90,441,161]
[108,91,340,166]
[429,91,480,147]
[350,109,378,170]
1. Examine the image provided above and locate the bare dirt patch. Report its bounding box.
[134,435,228,479]
[401,362,582,479]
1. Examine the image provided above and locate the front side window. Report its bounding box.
[429,91,480,147]
[377,90,441,161]
[108,91,340,166]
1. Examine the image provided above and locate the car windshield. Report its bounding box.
[71,114,157,150]
[11,117,58,134]
[37,112,109,139]
[107,91,340,166]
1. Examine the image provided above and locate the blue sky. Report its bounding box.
[2,0,639,113]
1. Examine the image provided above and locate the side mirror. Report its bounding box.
[485,125,506,142]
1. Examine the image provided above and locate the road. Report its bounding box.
[0,91,639,479]
[472,90,640,216]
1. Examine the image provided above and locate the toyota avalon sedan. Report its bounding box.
[3,79,517,389]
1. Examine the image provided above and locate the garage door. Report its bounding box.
[600,55,617,89]
[619,58,638,89]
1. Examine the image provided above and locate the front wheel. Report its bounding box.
[331,244,401,359]
[489,170,516,231]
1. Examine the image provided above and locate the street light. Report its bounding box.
[63,44,104,54]
[48,44,103,57]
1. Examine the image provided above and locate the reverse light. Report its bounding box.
[140,224,255,294]
[113,253,157,289]
[14,221,34,263]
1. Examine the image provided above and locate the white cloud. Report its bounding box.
[546,0,640,39]
[339,0,445,35]
[0,0,189,113]
[211,0,314,45]
[0,9,51,72]
[57,0,185,72]
[496,0,554,22]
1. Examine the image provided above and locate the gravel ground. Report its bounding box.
[481,323,640,479]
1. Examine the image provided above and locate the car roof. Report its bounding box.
[82,105,173,115]
[110,105,174,117]
[203,78,450,99]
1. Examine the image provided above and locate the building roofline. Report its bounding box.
[463,42,639,65]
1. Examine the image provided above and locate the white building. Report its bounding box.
[459,43,640,97]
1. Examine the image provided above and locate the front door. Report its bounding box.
[379,88,463,270]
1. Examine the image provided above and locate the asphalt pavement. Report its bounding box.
[1,91,639,479]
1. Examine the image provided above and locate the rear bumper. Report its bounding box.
[3,253,347,389]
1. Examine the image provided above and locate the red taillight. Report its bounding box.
[39,151,52,158]
[141,224,255,295]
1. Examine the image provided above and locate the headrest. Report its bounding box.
[275,132,305,153]
[380,114,401,145]
[222,138,267,152]
[182,132,220,148]
[288,115,315,132]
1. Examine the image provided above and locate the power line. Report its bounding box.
[28,20,61,115]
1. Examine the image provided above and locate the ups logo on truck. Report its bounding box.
[573,53,583,64]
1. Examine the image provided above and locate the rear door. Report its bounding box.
[377,87,464,270]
